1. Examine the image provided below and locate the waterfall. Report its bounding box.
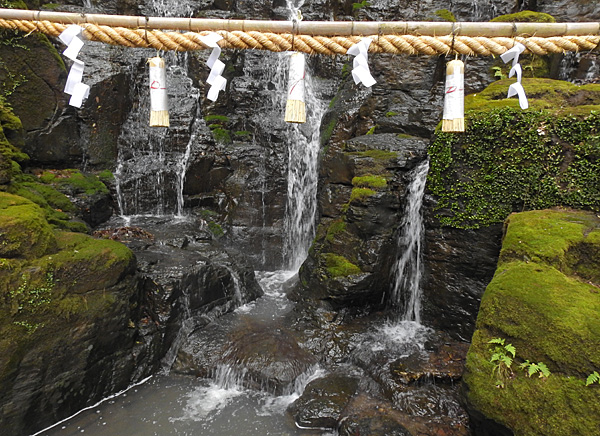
[281,0,327,271]
[282,74,326,271]
[389,160,430,322]
[113,0,198,217]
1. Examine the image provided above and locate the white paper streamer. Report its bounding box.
[502,42,528,110]
[59,25,89,108]
[287,52,306,102]
[509,63,523,83]
[64,59,84,95]
[500,42,526,66]
[69,82,90,108]
[508,82,529,110]
[198,32,227,101]
[58,25,83,46]
[149,61,168,111]
[347,38,376,88]
[63,35,84,61]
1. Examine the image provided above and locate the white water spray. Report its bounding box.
[389,160,430,322]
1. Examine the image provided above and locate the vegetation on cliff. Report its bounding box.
[464,209,600,435]
[428,80,600,229]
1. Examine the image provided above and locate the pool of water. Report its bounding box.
[38,371,334,436]
[37,271,335,436]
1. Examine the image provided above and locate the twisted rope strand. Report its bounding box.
[1,18,599,56]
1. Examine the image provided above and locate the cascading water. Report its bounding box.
[282,0,327,271]
[114,1,198,218]
[389,159,430,323]
[282,69,326,270]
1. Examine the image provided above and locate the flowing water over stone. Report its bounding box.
[114,1,199,217]
[389,160,430,321]
[38,272,330,436]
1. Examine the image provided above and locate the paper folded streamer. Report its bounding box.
[59,25,89,108]
[442,59,465,132]
[347,38,376,88]
[284,52,306,123]
[148,56,169,127]
[501,42,528,110]
[198,32,227,102]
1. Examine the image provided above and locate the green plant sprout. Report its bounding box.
[519,360,551,378]
[488,338,516,388]
[352,0,370,11]
[586,371,600,386]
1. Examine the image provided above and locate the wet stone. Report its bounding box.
[390,341,470,385]
[220,320,318,395]
[287,374,359,430]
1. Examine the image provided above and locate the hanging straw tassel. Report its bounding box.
[284,52,306,124]
[148,56,169,127]
[442,59,465,133]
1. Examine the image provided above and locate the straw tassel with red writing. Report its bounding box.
[284,52,306,124]
[442,59,465,133]
[148,56,169,127]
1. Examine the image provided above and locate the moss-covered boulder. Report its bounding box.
[463,209,600,436]
[465,79,600,115]
[0,192,56,259]
[0,192,158,435]
[429,84,600,230]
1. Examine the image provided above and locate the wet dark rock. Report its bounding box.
[340,389,469,436]
[288,374,359,430]
[220,321,318,394]
[297,134,428,308]
[338,393,412,436]
[96,216,263,378]
[390,340,470,385]
[536,0,600,21]
[421,199,503,341]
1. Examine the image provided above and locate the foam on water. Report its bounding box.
[369,320,432,354]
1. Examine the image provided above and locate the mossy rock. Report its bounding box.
[464,209,600,436]
[37,169,109,196]
[0,192,56,259]
[0,99,27,183]
[429,102,600,229]
[325,219,347,243]
[352,175,387,189]
[465,79,600,115]
[30,231,134,294]
[323,253,362,278]
[491,11,556,23]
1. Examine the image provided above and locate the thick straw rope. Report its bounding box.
[1,18,599,56]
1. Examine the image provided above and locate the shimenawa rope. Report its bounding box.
[1,18,599,56]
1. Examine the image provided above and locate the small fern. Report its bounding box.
[519,360,551,378]
[488,338,516,388]
[586,371,600,386]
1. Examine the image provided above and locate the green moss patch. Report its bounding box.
[0,192,56,259]
[465,79,600,114]
[37,169,109,196]
[428,105,600,229]
[491,11,555,23]
[325,219,347,243]
[434,9,456,22]
[464,210,600,436]
[323,253,362,278]
[352,175,387,189]
[341,187,376,213]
